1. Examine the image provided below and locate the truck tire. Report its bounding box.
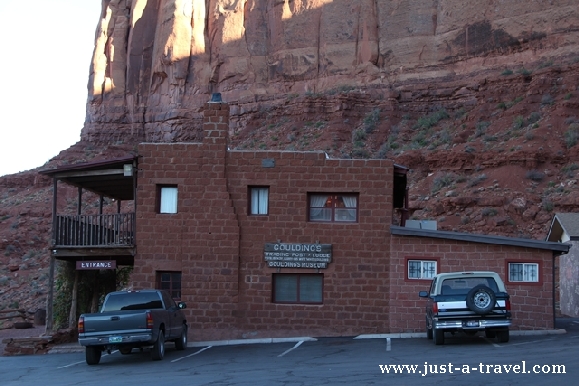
[119,347,132,355]
[175,325,188,350]
[151,330,165,361]
[466,285,496,315]
[426,317,433,339]
[433,327,445,345]
[86,346,102,365]
[496,329,509,343]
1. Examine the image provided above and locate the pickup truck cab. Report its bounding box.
[418,271,511,345]
[78,289,188,365]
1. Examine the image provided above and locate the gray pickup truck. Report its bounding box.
[419,271,511,345]
[78,289,188,365]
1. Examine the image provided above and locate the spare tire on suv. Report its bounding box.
[466,284,496,315]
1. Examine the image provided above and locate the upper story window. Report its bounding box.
[308,194,358,222]
[157,185,178,214]
[508,262,539,283]
[249,186,269,215]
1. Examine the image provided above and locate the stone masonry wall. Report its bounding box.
[134,101,396,341]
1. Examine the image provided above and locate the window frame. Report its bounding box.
[272,273,323,304]
[248,186,269,216]
[307,193,359,223]
[506,261,541,285]
[404,257,439,281]
[156,185,178,214]
[156,271,182,300]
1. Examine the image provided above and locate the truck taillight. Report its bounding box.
[433,302,438,313]
[146,311,154,329]
[78,316,85,334]
[505,299,511,311]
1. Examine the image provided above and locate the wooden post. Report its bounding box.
[68,270,79,328]
[45,257,55,333]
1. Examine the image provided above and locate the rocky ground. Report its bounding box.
[1,56,578,324]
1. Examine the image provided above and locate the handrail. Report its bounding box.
[54,213,135,247]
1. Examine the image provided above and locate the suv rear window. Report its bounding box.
[441,277,499,295]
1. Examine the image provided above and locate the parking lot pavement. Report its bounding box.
[2,329,578,386]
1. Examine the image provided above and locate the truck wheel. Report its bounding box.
[175,325,188,350]
[466,285,496,315]
[119,347,132,355]
[496,329,509,343]
[433,327,445,345]
[151,330,165,361]
[485,329,496,339]
[426,317,433,340]
[86,347,101,365]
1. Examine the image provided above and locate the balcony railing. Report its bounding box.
[54,213,135,247]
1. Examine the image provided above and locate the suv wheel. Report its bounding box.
[426,317,433,340]
[433,326,445,345]
[496,329,509,343]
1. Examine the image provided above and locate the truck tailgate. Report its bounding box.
[82,311,149,336]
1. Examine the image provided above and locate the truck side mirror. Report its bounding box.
[418,291,429,298]
[178,302,187,309]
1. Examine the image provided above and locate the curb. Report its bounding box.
[354,329,567,339]
[47,329,567,354]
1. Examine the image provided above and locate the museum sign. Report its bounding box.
[264,242,332,269]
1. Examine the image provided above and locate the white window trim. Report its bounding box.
[408,259,437,280]
[508,262,539,283]
[160,186,178,214]
[250,187,269,215]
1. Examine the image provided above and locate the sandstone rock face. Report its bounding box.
[83,0,579,144]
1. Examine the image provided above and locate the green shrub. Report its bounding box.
[525,170,545,181]
[431,173,456,193]
[541,94,554,105]
[475,121,490,138]
[482,208,498,217]
[501,69,513,76]
[353,129,367,141]
[565,127,579,148]
[513,116,525,129]
[413,109,449,130]
[466,174,487,188]
[363,108,381,134]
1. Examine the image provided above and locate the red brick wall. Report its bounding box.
[135,101,395,341]
[390,235,555,332]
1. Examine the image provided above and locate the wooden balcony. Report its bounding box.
[50,213,135,264]
[54,213,135,247]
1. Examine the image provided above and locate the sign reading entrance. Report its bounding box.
[76,261,117,270]
[264,242,332,269]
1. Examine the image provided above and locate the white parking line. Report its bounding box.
[386,338,391,351]
[278,341,304,357]
[171,346,213,362]
[58,351,116,368]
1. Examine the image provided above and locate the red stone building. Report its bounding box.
[41,98,569,341]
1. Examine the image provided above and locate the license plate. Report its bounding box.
[109,336,122,343]
[465,321,479,327]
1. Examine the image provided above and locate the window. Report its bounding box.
[249,186,269,215]
[156,271,182,300]
[273,274,323,304]
[508,262,539,283]
[308,194,358,222]
[158,185,178,214]
[408,259,437,279]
